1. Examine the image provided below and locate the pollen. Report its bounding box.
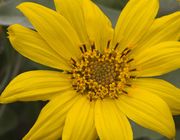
[69,43,135,101]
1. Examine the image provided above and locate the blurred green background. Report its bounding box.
[0,0,180,140]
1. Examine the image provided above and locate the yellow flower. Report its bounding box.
[1,0,180,139]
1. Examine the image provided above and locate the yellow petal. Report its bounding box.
[132,78,180,115]
[95,99,133,140]
[1,70,73,103]
[133,12,180,54]
[8,24,71,70]
[23,91,79,140]
[116,88,175,139]
[132,41,180,77]
[83,0,114,51]
[54,0,90,45]
[17,2,81,61]
[62,96,97,140]
[113,0,159,51]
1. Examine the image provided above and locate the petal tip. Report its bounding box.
[16,2,32,10]
[0,96,6,104]
[7,25,15,37]
[0,96,2,104]
[7,24,27,40]
[16,2,27,10]
[7,24,20,40]
[16,2,38,12]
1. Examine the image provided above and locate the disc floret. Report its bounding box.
[70,44,134,101]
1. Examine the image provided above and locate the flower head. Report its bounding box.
[1,0,180,140]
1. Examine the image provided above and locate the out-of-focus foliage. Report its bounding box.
[0,26,21,92]
[93,0,128,9]
[0,105,18,136]
[94,0,180,16]
[0,0,179,140]
[0,0,55,27]
[0,0,179,27]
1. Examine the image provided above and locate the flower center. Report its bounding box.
[90,60,116,86]
[69,43,135,101]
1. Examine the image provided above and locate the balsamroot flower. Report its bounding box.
[1,0,180,139]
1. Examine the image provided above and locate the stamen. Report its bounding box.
[82,56,85,61]
[83,44,87,52]
[121,47,129,54]
[108,53,112,58]
[125,84,131,87]
[122,90,128,94]
[120,48,129,58]
[129,68,136,72]
[121,49,131,58]
[130,76,136,79]
[114,43,119,50]
[91,43,95,51]
[80,46,84,53]
[65,70,73,74]
[124,49,131,56]
[127,58,134,63]
[107,40,111,49]
[71,58,77,67]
